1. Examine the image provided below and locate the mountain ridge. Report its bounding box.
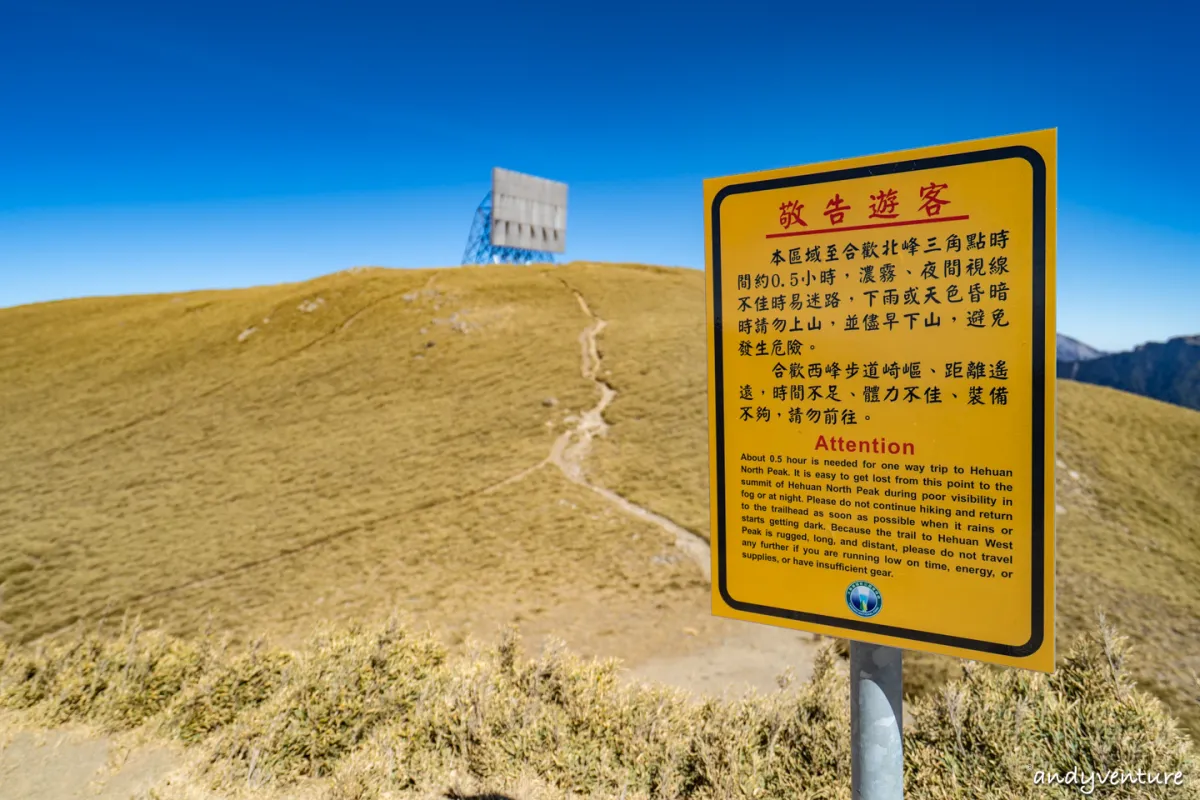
[1058,333,1200,411]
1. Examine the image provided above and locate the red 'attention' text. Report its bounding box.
[814,435,915,456]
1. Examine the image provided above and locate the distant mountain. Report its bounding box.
[1058,335,1200,411]
[1056,333,1107,362]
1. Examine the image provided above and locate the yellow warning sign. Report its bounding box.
[705,130,1056,672]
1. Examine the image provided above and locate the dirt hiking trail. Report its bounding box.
[486,279,821,696]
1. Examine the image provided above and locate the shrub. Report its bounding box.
[162,637,294,744]
[198,616,446,788]
[2,614,1196,799]
[0,618,210,731]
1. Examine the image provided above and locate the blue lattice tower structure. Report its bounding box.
[461,168,567,266]
[461,191,556,265]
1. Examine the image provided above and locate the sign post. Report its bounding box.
[704,130,1057,796]
[851,642,903,799]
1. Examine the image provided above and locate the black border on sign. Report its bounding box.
[711,145,1047,658]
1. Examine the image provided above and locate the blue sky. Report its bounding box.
[1,1,1195,352]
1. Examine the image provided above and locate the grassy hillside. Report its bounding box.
[1,262,1199,735]
[0,265,709,669]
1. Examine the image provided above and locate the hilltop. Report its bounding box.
[1,262,1199,737]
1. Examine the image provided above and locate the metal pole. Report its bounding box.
[850,642,904,799]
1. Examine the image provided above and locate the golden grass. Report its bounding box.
[0,616,1195,799]
[0,265,709,669]
[1,261,1199,739]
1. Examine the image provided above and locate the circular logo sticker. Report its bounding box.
[846,581,882,618]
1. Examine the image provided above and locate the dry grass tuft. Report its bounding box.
[162,637,294,744]
[327,629,850,800]
[0,615,211,731]
[3,615,1196,799]
[199,617,446,788]
[905,614,1196,798]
